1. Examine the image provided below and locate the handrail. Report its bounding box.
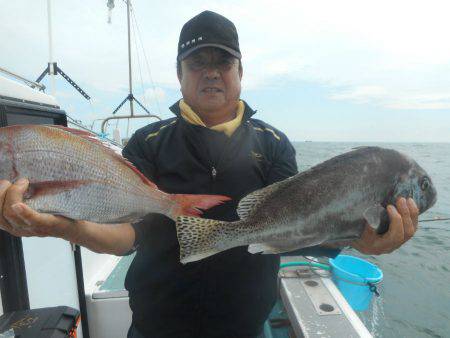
[67,115,123,148]
[0,66,46,91]
[100,114,161,134]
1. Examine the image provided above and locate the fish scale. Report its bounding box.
[0,125,230,224]
[176,147,438,264]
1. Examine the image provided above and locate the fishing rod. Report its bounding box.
[419,217,450,223]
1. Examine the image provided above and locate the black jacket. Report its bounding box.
[122,101,337,338]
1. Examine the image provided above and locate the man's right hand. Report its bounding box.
[0,178,78,241]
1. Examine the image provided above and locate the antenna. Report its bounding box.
[107,0,114,23]
[35,0,91,101]
[104,0,160,137]
[109,0,153,117]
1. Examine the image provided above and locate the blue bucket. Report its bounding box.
[329,255,383,311]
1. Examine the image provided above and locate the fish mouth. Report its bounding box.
[428,187,438,210]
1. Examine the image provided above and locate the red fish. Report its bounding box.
[0,125,230,223]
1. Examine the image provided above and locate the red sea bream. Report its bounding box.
[0,125,230,224]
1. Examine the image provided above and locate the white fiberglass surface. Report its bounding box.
[0,75,58,106]
[22,237,80,310]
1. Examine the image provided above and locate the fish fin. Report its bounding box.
[237,184,278,220]
[325,236,359,244]
[176,216,235,264]
[48,125,158,189]
[171,194,231,219]
[179,250,223,264]
[35,209,66,216]
[351,146,370,150]
[49,126,118,151]
[248,239,319,255]
[37,210,77,223]
[27,180,91,197]
[363,205,389,234]
[248,243,278,254]
[50,126,103,141]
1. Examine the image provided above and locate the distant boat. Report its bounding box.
[305,140,313,142]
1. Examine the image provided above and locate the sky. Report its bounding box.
[1,0,450,142]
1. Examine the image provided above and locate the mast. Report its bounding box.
[47,0,55,96]
[108,0,159,137]
[37,1,91,100]
[126,0,134,117]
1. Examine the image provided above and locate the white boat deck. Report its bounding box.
[279,256,372,338]
[82,253,372,338]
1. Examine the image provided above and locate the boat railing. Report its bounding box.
[100,114,162,134]
[0,66,45,91]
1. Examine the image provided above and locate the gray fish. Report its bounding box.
[176,147,437,264]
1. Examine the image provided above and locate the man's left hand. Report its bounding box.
[351,197,419,255]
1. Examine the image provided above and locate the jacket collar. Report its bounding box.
[169,99,256,121]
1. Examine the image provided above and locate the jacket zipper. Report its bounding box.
[208,125,245,190]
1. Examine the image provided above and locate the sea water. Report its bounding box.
[294,142,450,338]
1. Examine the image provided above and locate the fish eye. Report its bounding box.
[421,177,430,191]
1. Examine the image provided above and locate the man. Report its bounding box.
[0,11,419,338]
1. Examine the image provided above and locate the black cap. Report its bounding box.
[177,11,241,61]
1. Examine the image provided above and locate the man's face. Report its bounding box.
[178,47,243,116]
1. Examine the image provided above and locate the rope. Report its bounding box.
[130,7,162,116]
[130,6,149,110]
[66,115,93,133]
[87,98,103,132]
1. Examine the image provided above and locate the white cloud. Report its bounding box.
[1,0,450,113]
[236,0,450,109]
[330,86,388,103]
[386,92,450,110]
[331,86,450,110]
[144,87,166,103]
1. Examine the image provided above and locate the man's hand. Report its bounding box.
[0,178,77,241]
[0,178,136,255]
[351,197,419,255]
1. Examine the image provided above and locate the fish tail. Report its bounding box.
[170,194,231,219]
[176,216,236,264]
